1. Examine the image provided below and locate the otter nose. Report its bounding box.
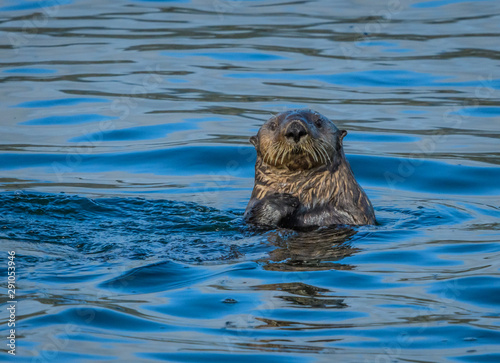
[285,121,308,143]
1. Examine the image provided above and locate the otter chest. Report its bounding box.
[260,171,332,208]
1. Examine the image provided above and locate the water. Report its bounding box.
[1,0,500,362]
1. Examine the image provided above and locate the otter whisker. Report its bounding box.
[272,144,280,165]
[263,147,271,164]
[280,145,289,165]
[270,144,278,164]
[274,143,283,165]
[312,144,322,163]
[308,142,316,159]
[321,147,327,164]
[284,145,291,163]
[314,143,326,164]
[312,141,323,163]
[266,144,275,165]
[302,140,310,156]
[276,149,285,164]
[307,142,318,163]
[299,144,305,154]
[326,147,332,163]
[319,143,331,163]
[271,145,278,165]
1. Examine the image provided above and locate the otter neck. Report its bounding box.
[253,157,361,209]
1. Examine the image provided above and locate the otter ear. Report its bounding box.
[338,130,347,146]
[249,135,258,147]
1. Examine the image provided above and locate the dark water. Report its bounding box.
[1,0,500,362]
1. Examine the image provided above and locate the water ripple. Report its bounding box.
[2,0,500,361]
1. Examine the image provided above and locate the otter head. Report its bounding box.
[250,109,347,171]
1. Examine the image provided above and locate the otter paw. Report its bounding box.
[246,193,300,228]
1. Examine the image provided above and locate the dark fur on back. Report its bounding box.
[245,109,375,229]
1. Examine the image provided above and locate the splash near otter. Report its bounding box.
[245,109,375,229]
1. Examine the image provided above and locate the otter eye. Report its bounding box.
[269,122,277,131]
[315,118,322,128]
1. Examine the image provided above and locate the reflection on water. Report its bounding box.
[1,0,500,362]
[263,227,358,271]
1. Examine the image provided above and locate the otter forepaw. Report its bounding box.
[246,193,300,229]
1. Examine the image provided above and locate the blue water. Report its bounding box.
[1,0,500,362]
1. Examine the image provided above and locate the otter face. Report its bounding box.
[250,109,347,170]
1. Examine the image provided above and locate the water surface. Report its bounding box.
[1,0,500,362]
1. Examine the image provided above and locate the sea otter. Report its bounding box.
[244,109,375,229]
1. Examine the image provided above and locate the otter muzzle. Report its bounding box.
[285,121,308,143]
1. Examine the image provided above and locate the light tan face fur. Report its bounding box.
[250,109,345,171]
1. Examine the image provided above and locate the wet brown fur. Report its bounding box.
[245,109,375,229]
